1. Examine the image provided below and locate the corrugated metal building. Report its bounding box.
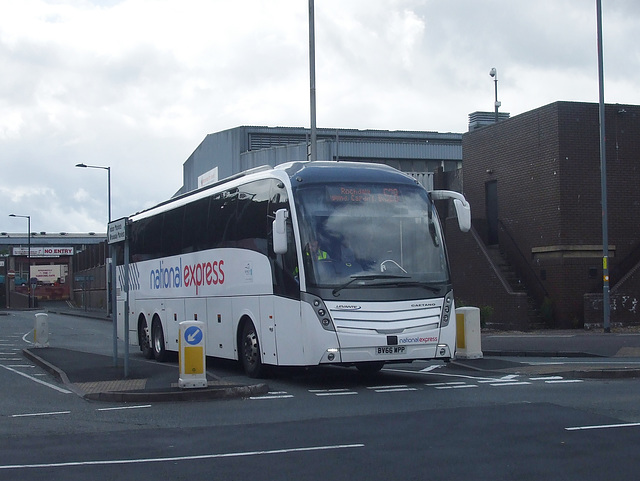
[177,126,462,196]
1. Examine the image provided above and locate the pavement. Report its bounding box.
[16,303,640,402]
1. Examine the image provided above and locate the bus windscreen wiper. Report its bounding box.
[332,274,415,296]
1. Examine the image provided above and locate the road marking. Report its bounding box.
[489,382,531,387]
[11,411,71,418]
[250,391,294,400]
[366,384,418,393]
[0,443,365,470]
[434,384,477,390]
[97,405,152,411]
[566,422,640,431]
[374,387,418,393]
[545,379,583,384]
[421,365,444,372]
[529,376,564,381]
[0,364,72,394]
[310,389,357,396]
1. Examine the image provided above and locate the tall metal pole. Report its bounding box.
[9,214,31,308]
[76,162,118,360]
[490,68,499,123]
[27,216,31,308]
[596,0,610,333]
[308,0,317,162]
[493,77,499,123]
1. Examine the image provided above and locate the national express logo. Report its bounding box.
[150,258,225,295]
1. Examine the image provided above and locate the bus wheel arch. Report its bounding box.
[151,314,168,362]
[138,314,154,359]
[238,316,265,378]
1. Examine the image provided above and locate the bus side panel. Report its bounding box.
[185,297,207,341]
[258,296,278,367]
[163,298,184,352]
[206,297,235,360]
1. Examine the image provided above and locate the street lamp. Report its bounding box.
[9,213,31,308]
[489,68,501,123]
[75,162,117,365]
[75,163,111,222]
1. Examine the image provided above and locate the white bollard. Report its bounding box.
[178,320,208,389]
[455,307,483,359]
[34,312,50,348]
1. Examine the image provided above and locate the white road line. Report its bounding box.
[489,382,531,387]
[529,376,564,381]
[0,364,72,394]
[545,379,583,384]
[97,405,152,411]
[250,391,294,400]
[11,411,71,418]
[0,443,366,470]
[566,422,640,431]
[309,388,353,393]
[429,382,466,386]
[420,365,444,372]
[373,387,418,393]
[434,385,478,390]
[310,389,358,396]
[366,385,409,390]
[314,391,358,396]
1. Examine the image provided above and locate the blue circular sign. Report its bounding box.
[184,326,203,346]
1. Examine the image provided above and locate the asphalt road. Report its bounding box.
[2,310,640,480]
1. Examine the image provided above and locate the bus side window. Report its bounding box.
[234,180,271,254]
[162,206,185,257]
[182,197,210,253]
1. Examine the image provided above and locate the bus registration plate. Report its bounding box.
[377,346,406,355]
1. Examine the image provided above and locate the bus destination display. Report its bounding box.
[326,185,401,204]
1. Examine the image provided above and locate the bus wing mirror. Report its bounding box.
[431,190,471,232]
[273,208,289,254]
[453,199,471,232]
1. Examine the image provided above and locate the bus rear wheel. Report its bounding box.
[240,321,265,378]
[152,318,168,362]
[138,317,154,359]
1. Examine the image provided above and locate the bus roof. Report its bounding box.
[129,161,419,222]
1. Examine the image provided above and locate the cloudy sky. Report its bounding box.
[1,0,638,234]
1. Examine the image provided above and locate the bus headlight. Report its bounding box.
[302,293,336,331]
[441,291,454,327]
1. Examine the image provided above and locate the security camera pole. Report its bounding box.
[489,68,500,123]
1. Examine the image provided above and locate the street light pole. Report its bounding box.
[76,162,117,364]
[596,0,610,333]
[308,0,317,162]
[489,68,501,123]
[9,214,31,308]
[76,163,111,222]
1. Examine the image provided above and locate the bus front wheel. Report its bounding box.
[152,318,168,362]
[240,320,265,378]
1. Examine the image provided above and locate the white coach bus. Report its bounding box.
[116,161,470,377]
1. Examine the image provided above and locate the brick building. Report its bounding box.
[448,101,640,329]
